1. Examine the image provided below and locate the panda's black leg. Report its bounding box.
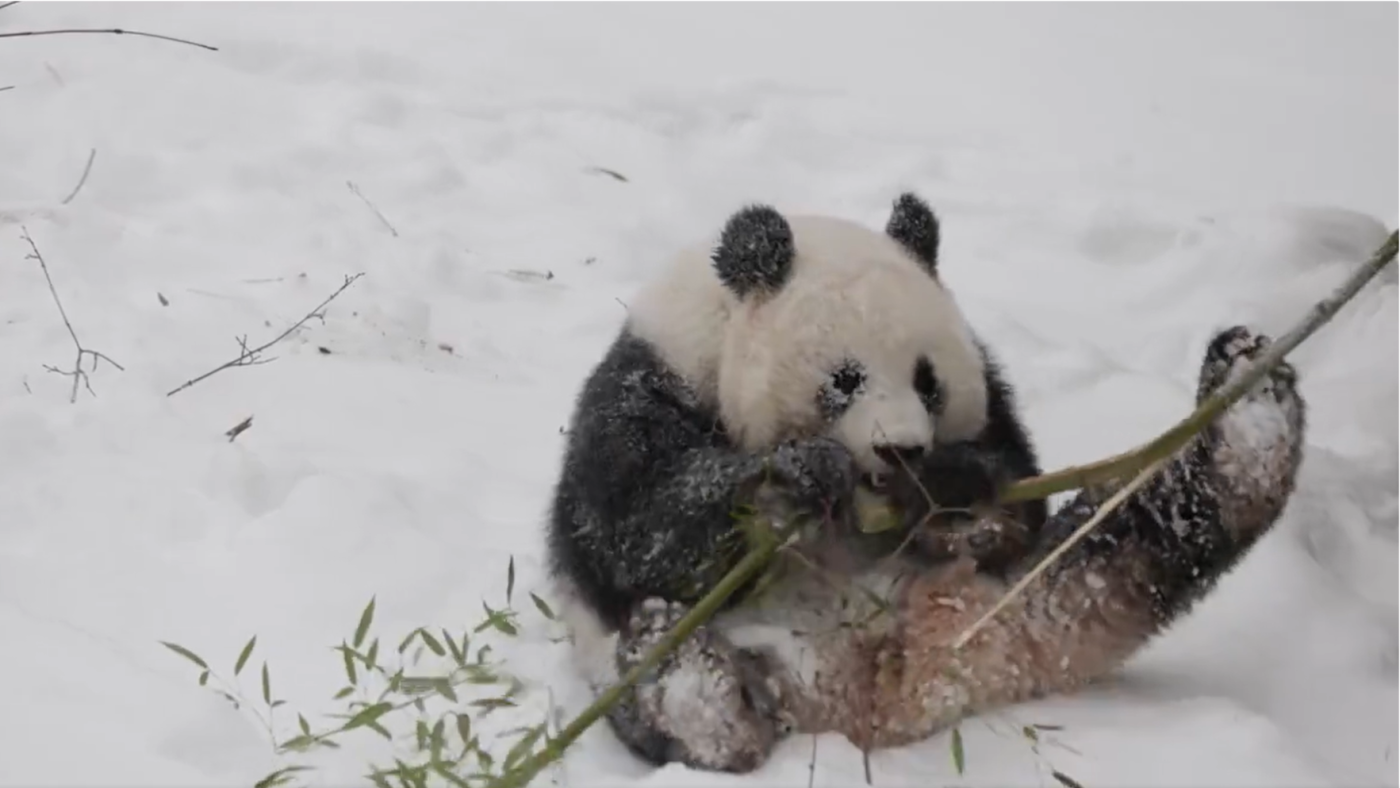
[606,598,792,773]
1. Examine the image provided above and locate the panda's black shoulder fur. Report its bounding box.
[546,328,754,631]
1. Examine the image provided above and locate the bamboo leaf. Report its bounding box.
[342,644,358,686]
[444,629,466,666]
[254,765,313,788]
[454,713,471,747]
[507,555,516,605]
[529,592,556,620]
[342,701,393,731]
[433,677,458,703]
[234,635,257,676]
[951,726,966,775]
[159,641,208,670]
[354,596,376,649]
[419,629,446,656]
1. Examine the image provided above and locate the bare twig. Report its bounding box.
[0,2,20,12]
[166,272,365,397]
[950,229,1397,649]
[584,166,629,183]
[346,181,398,237]
[60,148,96,205]
[21,226,125,403]
[0,28,217,51]
[0,85,14,93]
[225,415,253,442]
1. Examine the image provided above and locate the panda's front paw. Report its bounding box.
[1195,325,1299,407]
[764,436,858,517]
[891,441,1001,515]
[882,442,1038,571]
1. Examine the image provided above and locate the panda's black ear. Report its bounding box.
[885,192,940,276]
[712,204,795,299]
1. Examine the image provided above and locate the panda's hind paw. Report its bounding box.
[1195,325,1298,406]
[611,597,788,773]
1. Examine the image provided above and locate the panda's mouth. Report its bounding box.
[860,471,890,493]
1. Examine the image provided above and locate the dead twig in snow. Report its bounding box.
[0,2,20,12]
[60,148,96,205]
[347,181,398,237]
[0,28,217,51]
[0,86,14,93]
[165,272,365,397]
[225,415,253,442]
[21,226,125,403]
[584,166,629,183]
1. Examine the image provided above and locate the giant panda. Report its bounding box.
[544,193,1308,773]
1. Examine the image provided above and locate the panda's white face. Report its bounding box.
[714,215,989,478]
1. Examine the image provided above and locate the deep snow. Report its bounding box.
[0,3,1395,787]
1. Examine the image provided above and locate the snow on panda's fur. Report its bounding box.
[545,194,1308,773]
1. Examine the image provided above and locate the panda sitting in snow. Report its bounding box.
[545,193,1307,773]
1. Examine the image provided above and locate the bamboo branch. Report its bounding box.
[165,272,364,397]
[0,27,217,51]
[950,229,1397,648]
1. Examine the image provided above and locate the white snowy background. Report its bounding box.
[0,3,1395,787]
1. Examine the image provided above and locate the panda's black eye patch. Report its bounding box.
[913,356,943,414]
[819,360,866,420]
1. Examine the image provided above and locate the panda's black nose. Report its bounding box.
[873,443,926,468]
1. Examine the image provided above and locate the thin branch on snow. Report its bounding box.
[0,27,218,51]
[225,415,253,442]
[60,148,97,205]
[0,2,20,12]
[21,226,125,403]
[347,181,399,237]
[165,272,365,397]
[0,85,14,93]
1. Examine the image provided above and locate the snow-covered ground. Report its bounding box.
[0,3,1395,787]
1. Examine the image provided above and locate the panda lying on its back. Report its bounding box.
[546,193,1308,773]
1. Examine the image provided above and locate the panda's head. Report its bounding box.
[706,193,990,484]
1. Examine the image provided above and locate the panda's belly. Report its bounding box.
[713,562,907,689]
